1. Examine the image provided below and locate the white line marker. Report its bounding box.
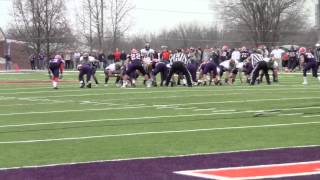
[303,115,320,118]
[278,113,304,116]
[1,106,319,128]
[194,108,217,111]
[1,96,320,116]
[0,106,149,116]
[0,121,319,144]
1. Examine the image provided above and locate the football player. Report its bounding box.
[78,53,93,88]
[122,48,152,88]
[219,59,238,85]
[299,47,320,85]
[202,60,221,86]
[104,63,122,87]
[141,43,155,81]
[48,55,64,89]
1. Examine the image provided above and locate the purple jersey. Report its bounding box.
[203,62,218,76]
[187,63,197,82]
[130,52,142,64]
[302,53,316,63]
[49,58,63,69]
[240,50,250,62]
[288,49,297,58]
[39,54,45,61]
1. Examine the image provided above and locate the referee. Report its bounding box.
[247,49,271,85]
[165,49,192,87]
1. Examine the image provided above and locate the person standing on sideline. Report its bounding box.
[314,43,320,65]
[73,52,81,70]
[98,51,107,69]
[29,53,36,70]
[120,50,127,65]
[114,48,121,65]
[107,51,115,66]
[5,54,12,71]
[39,51,45,70]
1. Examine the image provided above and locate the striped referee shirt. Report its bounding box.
[250,53,264,67]
[170,52,190,65]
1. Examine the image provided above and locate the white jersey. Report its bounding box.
[263,57,278,69]
[237,62,244,69]
[88,56,97,62]
[80,56,96,62]
[141,48,155,64]
[106,63,116,72]
[220,60,238,70]
[231,51,241,62]
[271,49,284,59]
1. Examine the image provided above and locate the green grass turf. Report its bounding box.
[0,71,319,168]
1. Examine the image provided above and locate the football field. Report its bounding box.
[0,71,320,179]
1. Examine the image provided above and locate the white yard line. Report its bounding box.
[0,121,319,144]
[278,113,304,116]
[303,114,320,118]
[1,106,319,129]
[194,108,217,111]
[1,96,320,116]
[0,105,149,116]
[0,86,319,97]
[162,96,320,106]
[0,112,238,128]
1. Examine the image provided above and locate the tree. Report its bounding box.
[11,0,74,66]
[212,0,307,46]
[77,0,104,52]
[109,0,134,50]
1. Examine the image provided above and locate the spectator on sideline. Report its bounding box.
[64,52,72,69]
[315,43,320,62]
[73,52,81,70]
[114,48,121,65]
[5,54,11,71]
[29,53,36,70]
[98,51,107,69]
[107,51,115,66]
[39,51,45,70]
[120,50,127,64]
[282,51,289,72]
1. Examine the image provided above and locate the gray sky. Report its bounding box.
[0,0,317,35]
[0,0,214,34]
